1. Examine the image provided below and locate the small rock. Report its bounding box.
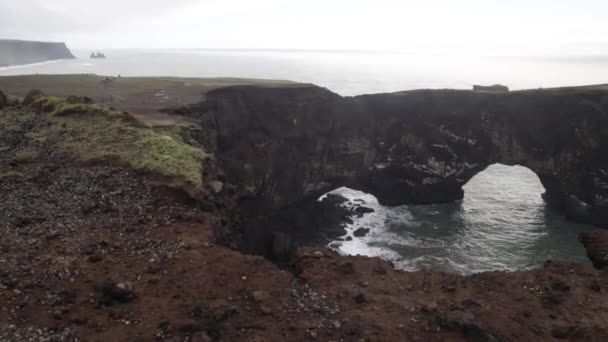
[353,293,366,304]
[209,181,224,194]
[88,254,103,263]
[354,206,375,215]
[260,305,272,315]
[423,303,438,312]
[251,290,269,302]
[313,251,324,258]
[353,228,370,237]
[145,263,162,274]
[97,279,136,305]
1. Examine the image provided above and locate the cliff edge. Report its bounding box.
[0,39,75,67]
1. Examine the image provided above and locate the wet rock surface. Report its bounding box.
[353,227,370,237]
[223,192,357,261]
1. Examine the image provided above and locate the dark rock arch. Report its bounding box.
[200,85,608,228]
[176,84,608,259]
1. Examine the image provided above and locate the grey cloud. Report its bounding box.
[0,0,201,38]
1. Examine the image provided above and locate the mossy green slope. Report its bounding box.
[0,94,210,194]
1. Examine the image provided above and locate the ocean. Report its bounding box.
[326,165,592,274]
[1,48,608,96]
[0,48,600,273]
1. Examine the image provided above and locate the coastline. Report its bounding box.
[0,58,67,71]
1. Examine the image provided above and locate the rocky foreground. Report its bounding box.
[1,84,608,341]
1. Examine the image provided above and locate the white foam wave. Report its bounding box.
[0,59,65,71]
[324,164,593,275]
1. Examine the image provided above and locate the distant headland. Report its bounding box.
[0,39,75,67]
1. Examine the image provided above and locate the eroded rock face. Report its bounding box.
[199,85,608,228]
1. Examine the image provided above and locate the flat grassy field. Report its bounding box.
[0,74,304,126]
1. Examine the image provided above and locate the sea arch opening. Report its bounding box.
[326,164,593,274]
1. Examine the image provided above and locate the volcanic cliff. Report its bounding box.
[0,39,76,67]
[170,84,608,257]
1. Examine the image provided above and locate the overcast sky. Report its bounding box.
[1,0,607,51]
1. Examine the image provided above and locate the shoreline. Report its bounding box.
[0,58,67,71]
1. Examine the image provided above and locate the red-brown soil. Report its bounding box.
[2,214,608,341]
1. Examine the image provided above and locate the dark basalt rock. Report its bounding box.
[96,279,136,305]
[197,85,608,227]
[180,84,608,255]
[353,228,370,237]
[579,229,608,270]
[218,188,355,261]
[0,89,6,109]
[354,206,374,216]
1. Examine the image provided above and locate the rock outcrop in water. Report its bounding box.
[0,39,75,67]
[192,85,608,237]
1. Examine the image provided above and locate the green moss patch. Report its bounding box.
[14,149,39,162]
[1,95,211,194]
[0,171,24,181]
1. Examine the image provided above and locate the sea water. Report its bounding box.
[326,165,593,274]
[1,48,608,96]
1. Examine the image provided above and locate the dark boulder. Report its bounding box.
[579,229,608,270]
[0,89,6,109]
[96,279,136,305]
[354,206,374,216]
[353,293,366,304]
[353,228,370,237]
